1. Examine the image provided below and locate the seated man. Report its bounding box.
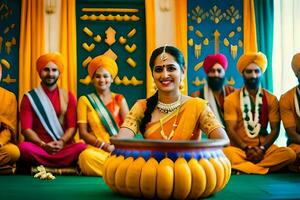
[19,52,86,169]
[223,52,296,174]
[280,53,300,172]
[191,53,235,125]
[0,64,20,173]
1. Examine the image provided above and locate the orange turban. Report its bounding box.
[237,52,267,74]
[87,55,118,79]
[36,52,64,74]
[291,53,300,72]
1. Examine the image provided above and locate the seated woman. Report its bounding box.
[77,55,129,176]
[116,45,229,142]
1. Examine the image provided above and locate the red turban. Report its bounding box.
[36,52,64,74]
[87,55,118,79]
[203,53,228,74]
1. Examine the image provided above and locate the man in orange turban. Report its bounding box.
[280,52,300,172]
[36,52,64,75]
[223,52,296,174]
[87,55,118,79]
[237,52,267,74]
[19,52,86,170]
[191,53,235,126]
[0,64,20,174]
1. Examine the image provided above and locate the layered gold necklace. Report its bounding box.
[157,94,182,114]
[158,95,182,140]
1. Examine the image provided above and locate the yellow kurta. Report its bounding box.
[223,88,296,174]
[0,87,20,167]
[77,93,124,176]
[280,87,300,159]
[122,98,222,140]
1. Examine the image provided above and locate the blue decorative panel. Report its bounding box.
[0,0,21,97]
[187,0,243,94]
[76,0,146,107]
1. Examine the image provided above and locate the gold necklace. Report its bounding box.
[157,95,182,113]
[159,102,182,140]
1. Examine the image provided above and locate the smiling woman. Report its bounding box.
[116,45,229,143]
[77,55,129,176]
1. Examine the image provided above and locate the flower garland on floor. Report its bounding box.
[295,87,300,117]
[240,86,263,138]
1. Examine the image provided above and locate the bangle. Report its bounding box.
[94,139,100,147]
[99,142,105,149]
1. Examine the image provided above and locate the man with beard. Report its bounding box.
[191,53,234,125]
[223,52,296,174]
[19,53,86,169]
[280,53,300,172]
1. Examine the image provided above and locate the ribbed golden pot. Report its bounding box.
[103,138,231,199]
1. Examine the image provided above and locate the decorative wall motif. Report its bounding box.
[187,0,243,94]
[0,0,20,96]
[76,0,146,107]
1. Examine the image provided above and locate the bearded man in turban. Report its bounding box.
[280,53,300,172]
[191,53,235,125]
[223,52,296,174]
[0,63,20,174]
[19,52,86,169]
[77,55,129,176]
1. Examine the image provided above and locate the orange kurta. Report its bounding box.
[223,88,296,174]
[122,98,222,140]
[0,87,20,167]
[77,93,124,176]
[280,87,300,158]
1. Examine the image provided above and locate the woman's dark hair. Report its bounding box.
[149,45,186,72]
[139,46,185,134]
[139,91,158,134]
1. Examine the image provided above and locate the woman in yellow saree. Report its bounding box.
[77,55,129,176]
[116,45,229,141]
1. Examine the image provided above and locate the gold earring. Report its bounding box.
[179,81,184,89]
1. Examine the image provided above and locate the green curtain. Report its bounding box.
[254,0,274,92]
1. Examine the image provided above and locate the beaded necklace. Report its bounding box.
[240,86,263,138]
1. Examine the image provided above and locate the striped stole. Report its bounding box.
[86,93,119,136]
[204,84,225,125]
[26,86,64,141]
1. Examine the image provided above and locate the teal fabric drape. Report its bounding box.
[254,0,274,92]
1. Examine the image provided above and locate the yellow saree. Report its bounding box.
[122,97,222,140]
[77,93,124,176]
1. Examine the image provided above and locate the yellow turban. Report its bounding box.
[87,55,118,79]
[237,52,267,74]
[291,53,300,72]
[36,52,64,74]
